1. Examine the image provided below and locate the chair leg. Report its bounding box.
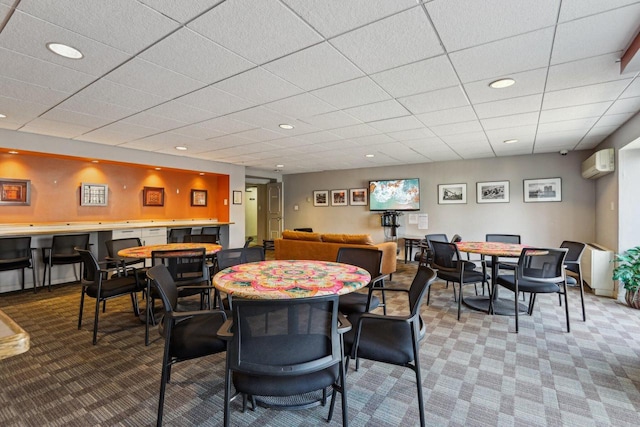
[93,297,101,345]
[157,354,171,427]
[413,337,425,427]
[78,289,86,330]
[562,283,571,332]
[457,283,462,321]
[514,286,519,333]
[223,358,232,427]
[130,293,140,317]
[578,273,586,321]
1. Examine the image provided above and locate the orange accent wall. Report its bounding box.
[0,153,229,223]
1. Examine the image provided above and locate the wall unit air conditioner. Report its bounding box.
[581,148,614,179]
[581,243,614,297]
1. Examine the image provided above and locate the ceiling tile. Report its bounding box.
[188,0,322,64]
[213,67,304,104]
[430,120,484,137]
[0,95,50,125]
[542,79,632,109]
[140,28,254,84]
[75,79,168,111]
[263,42,364,91]
[473,95,543,119]
[174,86,255,116]
[415,106,478,126]
[56,95,137,121]
[18,0,180,55]
[143,101,217,124]
[310,77,391,109]
[367,116,425,133]
[328,124,378,139]
[607,96,640,115]
[302,110,362,129]
[551,4,640,64]
[371,55,459,98]
[0,76,70,106]
[546,53,635,92]
[426,0,560,51]
[481,112,540,130]
[386,128,437,142]
[450,28,554,83]
[343,99,410,123]
[20,117,94,139]
[78,122,159,145]
[121,111,189,132]
[620,78,640,98]
[463,68,548,104]
[331,8,443,74]
[41,108,113,129]
[265,93,336,118]
[140,0,223,24]
[399,86,469,114]
[558,0,640,22]
[594,112,636,127]
[485,125,537,146]
[539,102,612,122]
[282,0,417,38]
[537,117,598,133]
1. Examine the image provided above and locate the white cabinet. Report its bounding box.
[581,244,614,297]
[140,227,167,246]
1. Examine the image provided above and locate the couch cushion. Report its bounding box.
[282,230,322,241]
[344,234,374,245]
[321,234,346,243]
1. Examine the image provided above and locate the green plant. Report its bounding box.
[612,246,640,293]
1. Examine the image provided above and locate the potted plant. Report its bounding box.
[612,245,640,309]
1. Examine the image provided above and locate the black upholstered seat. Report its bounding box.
[336,247,385,315]
[0,236,36,292]
[42,233,90,291]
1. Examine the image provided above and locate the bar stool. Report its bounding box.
[0,236,37,293]
[41,233,90,291]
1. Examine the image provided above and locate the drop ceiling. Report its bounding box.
[1,0,639,174]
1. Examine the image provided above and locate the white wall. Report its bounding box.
[283,151,596,248]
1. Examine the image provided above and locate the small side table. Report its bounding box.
[263,240,275,251]
[402,237,424,264]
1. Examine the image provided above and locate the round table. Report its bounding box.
[456,241,528,315]
[117,242,222,258]
[213,260,371,300]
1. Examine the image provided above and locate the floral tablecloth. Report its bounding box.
[117,243,222,258]
[213,260,371,299]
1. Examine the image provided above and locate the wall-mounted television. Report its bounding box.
[369,178,420,211]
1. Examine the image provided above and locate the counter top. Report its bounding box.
[0,219,234,236]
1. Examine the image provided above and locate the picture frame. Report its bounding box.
[349,188,367,206]
[143,186,164,206]
[0,178,30,206]
[438,183,467,204]
[191,189,207,207]
[331,189,348,206]
[313,190,329,207]
[233,190,242,205]
[80,182,108,206]
[476,181,509,204]
[524,177,562,202]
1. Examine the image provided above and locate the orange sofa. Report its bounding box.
[274,230,397,275]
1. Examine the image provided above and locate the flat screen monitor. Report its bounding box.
[369,178,420,211]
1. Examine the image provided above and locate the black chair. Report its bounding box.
[342,266,437,427]
[146,264,227,427]
[430,241,490,320]
[146,248,211,345]
[336,247,386,315]
[167,228,192,243]
[0,236,36,293]
[76,248,142,345]
[184,234,218,244]
[104,237,146,277]
[492,247,569,333]
[416,233,448,266]
[218,295,350,427]
[560,241,586,321]
[484,234,521,270]
[213,247,265,309]
[243,236,254,248]
[200,226,220,243]
[42,233,90,291]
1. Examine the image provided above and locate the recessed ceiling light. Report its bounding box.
[155,167,161,171]
[46,42,83,59]
[0,113,6,118]
[275,164,284,168]
[175,146,187,151]
[279,124,294,130]
[199,172,205,176]
[503,139,518,144]
[365,154,375,158]
[8,150,18,154]
[489,78,515,89]
[91,160,99,163]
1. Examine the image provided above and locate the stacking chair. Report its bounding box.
[218,295,350,427]
[336,247,386,315]
[212,247,265,309]
[104,237,146,277]
[0,236,37,292]
[184,234,218,244]
[146,264,227,427]
[42,233,90,291]
[146,248,211,345]
[417,233,448,266]
[484,234,521,270]
[76,248,142,345]
[492,247,569,333]
[560,241,586,321]
[430,241,490,320]
[200,226,220,243]
[342,266,437,427]
[167,228,192,243]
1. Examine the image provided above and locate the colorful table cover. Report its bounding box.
[456,241,527,258]
[117,242,222,258]
[213,260,371,299]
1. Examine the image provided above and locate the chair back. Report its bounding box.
[0,237,32,269]
[151,248,208,285]
[336,247,382,279]
[408,266,438,318]
[243,237,254,248]
[184,234,218,244]
[486,234,521,244]
[215,248,245,272]
[516,247,568,283]
[450,234,462,243]
[75,248,100,284]
[243,246,265,263]
[560,241,585,274]
[201,226,221,235]
[228,295,340,376]
[430,241,460,272]
[53,234,90,255]
[168,228,192,243]
[146,264,180,314]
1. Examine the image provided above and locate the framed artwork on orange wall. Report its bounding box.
[143,186,164,206]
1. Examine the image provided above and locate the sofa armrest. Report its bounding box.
[374,241,397,275]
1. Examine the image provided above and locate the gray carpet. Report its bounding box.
[1,261,639,426]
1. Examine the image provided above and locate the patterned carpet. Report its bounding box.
[1,260,639,426]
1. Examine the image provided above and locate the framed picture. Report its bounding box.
[349,188,367,206]
[191,189,207,207]
[331,189,348,206]
[313,190,329,207]
[438,183,467,204]
[0,178,30,205]
[476,181,509,204]
[233,190,242,205]
[143,186,164,206]
[524,177,562,202]
[80,182,108,206]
